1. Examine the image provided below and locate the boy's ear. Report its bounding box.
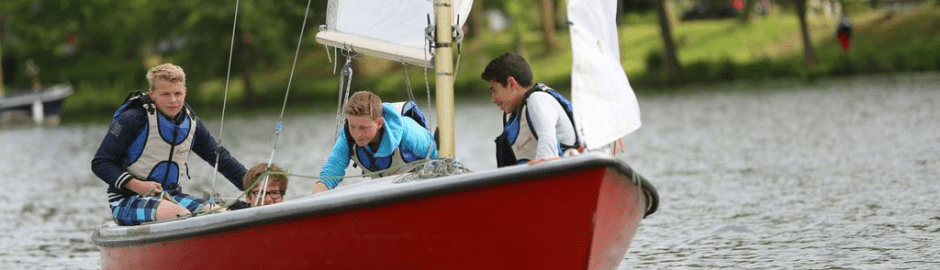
[376,117,384,128]
[506,76,518,89]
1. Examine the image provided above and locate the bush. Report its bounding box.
[645,50,664,73]
[682,62,712,83]
[832,54,855,75]
[716,57,735,81]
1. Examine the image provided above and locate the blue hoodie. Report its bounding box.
[319,103,438,189]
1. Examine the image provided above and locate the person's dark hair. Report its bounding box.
[480,53,532,87]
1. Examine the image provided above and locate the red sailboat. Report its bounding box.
[93,0,658,269]
[95,153,656,269]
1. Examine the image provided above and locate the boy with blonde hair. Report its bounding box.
[92,63,247,225]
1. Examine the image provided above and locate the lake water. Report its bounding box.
[1,72,937,269]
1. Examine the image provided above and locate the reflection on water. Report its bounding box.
[1,73,938,269]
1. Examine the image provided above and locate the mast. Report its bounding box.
[434,0,455,158]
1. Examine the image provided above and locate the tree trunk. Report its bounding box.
[466,0,485,47]
[795,0,817,66]
[739,0,757,22]
[241,68,256,108]
[539,0,560,54]
[514,29,529,60]
[238,31,258,108]
[556,0,568,33]
[0,30,5,97]
[655,0,681,79]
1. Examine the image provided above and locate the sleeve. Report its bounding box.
[91,110,145,191]
[400,118,438,159]
[319,127,353,189]
[526,93,564,160]
[190,118,247,190]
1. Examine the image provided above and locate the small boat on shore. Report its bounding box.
[0,84,73,128]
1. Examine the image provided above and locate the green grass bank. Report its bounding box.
[60,7,940,123]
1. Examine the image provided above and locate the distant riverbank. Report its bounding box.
[55,7,940,123]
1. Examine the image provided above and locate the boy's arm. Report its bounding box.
[191,118,247,190]
[91,110,145,191]
[318,128,352,190]
[526,93,563,160]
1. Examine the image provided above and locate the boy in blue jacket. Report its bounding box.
[314,91,437,193]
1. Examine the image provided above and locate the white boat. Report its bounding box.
[0,84,73,127]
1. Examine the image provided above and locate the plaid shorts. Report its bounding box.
[109,193,207,226]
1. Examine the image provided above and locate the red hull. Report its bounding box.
[96,154,652,269]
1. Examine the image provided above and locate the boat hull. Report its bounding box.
[0,84,73,127]
[94,153,653,269]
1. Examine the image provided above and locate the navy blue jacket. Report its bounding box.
[92,107,246,201]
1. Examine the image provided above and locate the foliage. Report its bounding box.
[0,0,154,89]
[145,0,317,103]
[3,1,940,122]
[0,0,322,103]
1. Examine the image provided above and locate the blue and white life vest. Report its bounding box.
[495,83,580,167]
[346,101,430,177]
[114,92,196,193]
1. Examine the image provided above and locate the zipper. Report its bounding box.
[163,117,179,185]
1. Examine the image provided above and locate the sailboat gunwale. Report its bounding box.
[93,152,648,247]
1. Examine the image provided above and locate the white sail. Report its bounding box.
[568,0,642,150]
[317,0,473,68]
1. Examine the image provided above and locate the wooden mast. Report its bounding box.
[434,0,455,158]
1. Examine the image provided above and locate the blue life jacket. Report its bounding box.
[345,101,431,176]
[113,91,197,193]
[495,83,580,167]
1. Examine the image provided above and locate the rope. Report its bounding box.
[453,14,464,76]
[250,0,314,207]
[193,157,471,216]
[402,61,416,103]
[209,0,241,205]
[271,158,440,182]
[320,25,334,65]
[194,168,285,215]
[333,54,356,142]
[424,67,432,115]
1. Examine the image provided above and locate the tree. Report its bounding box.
[155,0,316,107]
[466,0,486,47]
[502,1,532,58]
[793,0,817,66]
[0,0,155,89]
[739,0,758,22]
[654,0,681,79]
[501,0,562,58]
[0,19,5,96]
[539,0,560,54]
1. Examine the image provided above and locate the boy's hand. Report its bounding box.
[312,182,329,194]
[127,178,163,196]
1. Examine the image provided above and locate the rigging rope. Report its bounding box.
[245,158,469,183]
[333,51,357,142]
[254,0,315,207]
[453,15,464,76]
[402,61,416,103]
[209,0,242,205]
